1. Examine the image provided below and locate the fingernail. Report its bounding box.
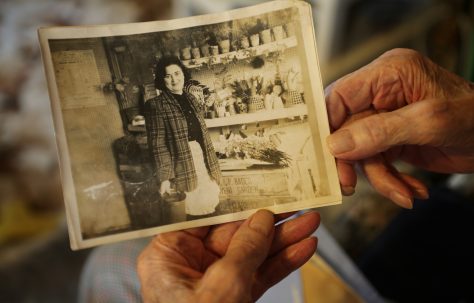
[249,210,274,237]
[341,186,355,196]
[390,191,413,209]
[327,129,355,155]
[413,188,429,200]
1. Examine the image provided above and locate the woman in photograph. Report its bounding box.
[144,55,221,217]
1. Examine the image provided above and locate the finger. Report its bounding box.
[360,155,414,208]
[252,237,318,301]
[325,80,352,130]
[336,159,357,195]
[183,226,211,239]
[398,173,429,200]
[224,210,274,270]
[373,147,429,199]
[204,212,300,258]
[269,211,320,256]
[326,99,452,161]
[196,210,275,303]
[204,221,243,256]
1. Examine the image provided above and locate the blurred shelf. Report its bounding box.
[320,3,448,85]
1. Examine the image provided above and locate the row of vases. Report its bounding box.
[205,91,304,119]
[180,23,296,60]
[247,90,304,113]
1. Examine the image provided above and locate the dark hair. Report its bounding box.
[154,55,191,91]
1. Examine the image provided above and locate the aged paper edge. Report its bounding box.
[38,0,342,250]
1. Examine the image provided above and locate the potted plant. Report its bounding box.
[247,75,265,112]
[216,22,232,53]
[258,19,272,44]
[161,32,182,59]
[234,21,250,49]
[191,29,211,59]
[229,79,251,114]
[179,30,192,60]
[205,30,219,56]
[247,19,267,47]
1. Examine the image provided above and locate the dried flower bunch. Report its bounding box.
[215,132,291,167]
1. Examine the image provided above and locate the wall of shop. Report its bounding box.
[49,38,130,238]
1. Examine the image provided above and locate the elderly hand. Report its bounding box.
[138,210,320,303]
[325,48,474,208]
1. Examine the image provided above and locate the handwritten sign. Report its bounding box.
[52,50,105,109]
[220,169,289,197]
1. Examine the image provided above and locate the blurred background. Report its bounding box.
[0,0,473,302]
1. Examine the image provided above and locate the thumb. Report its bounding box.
[196,210,274,303]
[326,98,452,160]
[224,209,274,270]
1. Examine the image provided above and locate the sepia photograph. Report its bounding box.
[38,0,341,249]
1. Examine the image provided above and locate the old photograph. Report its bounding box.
[38,1,341,249]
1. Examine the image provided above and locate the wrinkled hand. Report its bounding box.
[325,48,474,208]
[138,210,320,303]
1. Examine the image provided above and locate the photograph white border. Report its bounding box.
[38,0,341,250]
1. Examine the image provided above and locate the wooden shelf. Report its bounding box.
[204,105,307,128]
[182,36,298,69]
[128,105,307,131]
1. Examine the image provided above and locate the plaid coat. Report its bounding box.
[144,89,221,192]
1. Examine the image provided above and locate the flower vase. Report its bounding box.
[264,94,273,110]
[191,47,201,59]
[260,29,272,44]
[206,110,215,119]
[216,106,226,118]
[200,44,210,57]
[272,26,285,41]
[218,39,231,53]
[250,34,260,47]
[240,36,250,49]
[210,45,219,56]
[227,104,236,115]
